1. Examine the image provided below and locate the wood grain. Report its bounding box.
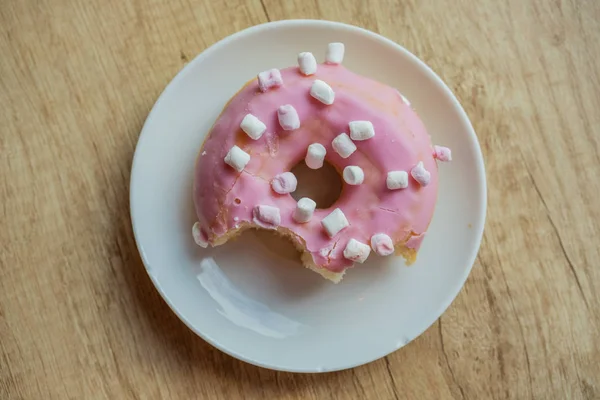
[1,0,599,398]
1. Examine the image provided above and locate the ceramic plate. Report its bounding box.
[130,20,486,372]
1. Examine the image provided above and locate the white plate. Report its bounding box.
[130,20,486,373]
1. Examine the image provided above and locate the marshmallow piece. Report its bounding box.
[411,161,431,186]
[252,205,281,228]
[433,145,452,162]
[271,172,297,194]
[349,121,375,141]
[305,143,326,169]
[332,133,357,159]
[370,233,394,256]
[257,68,283,92]
[224,145,250,172]
[386,170,409,190]
[293,197,316,223]
[343,166,364,185]
[343,239,370,263]
[277,105,300,131]
[321,208,349,237]
[192,222,208,248]
[240,113,266,140]
[326,42,345,64]
[310,79,335,105]
[298,52,317,75]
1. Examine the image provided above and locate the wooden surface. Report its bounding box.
[1,0,599,398]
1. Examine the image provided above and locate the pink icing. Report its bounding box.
[405,232,426,249]
[194,64,439,273]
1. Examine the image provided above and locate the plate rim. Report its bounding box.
[130,19,487,373]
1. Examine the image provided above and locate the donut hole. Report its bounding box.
[290,161,342,209]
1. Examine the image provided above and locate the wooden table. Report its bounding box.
[1,0,599,398]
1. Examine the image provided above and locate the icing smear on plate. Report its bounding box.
[196,257,304,339]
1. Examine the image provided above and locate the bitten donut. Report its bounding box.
[193,43,452,283]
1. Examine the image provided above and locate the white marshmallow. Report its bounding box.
[321,208,349,237]
[349,121,375,141]
[326,42,345,64]
[331,133,357,159]
[257,68,283,92]
[298,52,317,75]
[386,170,409,190]
[293,197,316,223]
[433,145,452,162]
[240,113,266,140]
[224,145,250,172]
[271,172,297,194]
[305,143,326,169]
[343,239,370,263]
[370,233,394,256]
[411,161,431,186]
[192,222,208,248]
[277,105,300,131]
[252,205,281,228]
[342,166,364,185]
[310,79,335,105]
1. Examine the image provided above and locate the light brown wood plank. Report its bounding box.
[1,0,599,398]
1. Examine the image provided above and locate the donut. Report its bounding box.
[193,43,452,283]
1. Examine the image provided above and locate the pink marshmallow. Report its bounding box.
[370,233,394,256]
[433,145,452,162]
[270,172,297,194]
[252,205,281,229]
[411,161,431,187]
[277,105,300,130]
[257,69,283,92]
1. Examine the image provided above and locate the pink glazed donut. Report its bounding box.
[193,44,451,283]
